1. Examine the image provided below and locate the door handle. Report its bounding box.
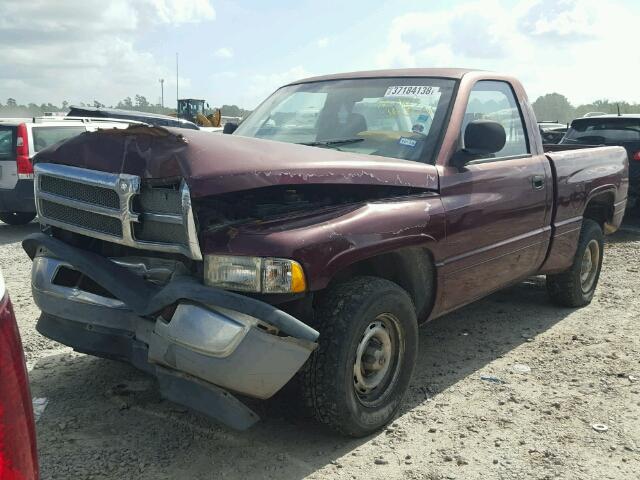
[532,175,545,190]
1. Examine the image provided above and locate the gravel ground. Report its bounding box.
[2,221,639,480]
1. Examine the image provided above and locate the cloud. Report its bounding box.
[0,0,214,105]
[518,0,595,42]
[316,37,330,48]
[376,0,639,104]
[243,66,311,108]
[376,0,512,69]
[214,47,234,59]
[148,0,215,24]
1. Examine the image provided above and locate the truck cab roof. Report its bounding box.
[288,68,478,85]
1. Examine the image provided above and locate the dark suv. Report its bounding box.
[561,115,640,212]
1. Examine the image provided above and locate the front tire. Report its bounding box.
[0,212,36,225]
[546,219,604,307]
[302,276,418,437]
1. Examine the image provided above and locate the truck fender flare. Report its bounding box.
[319,236,438,322]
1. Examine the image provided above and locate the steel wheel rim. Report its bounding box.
[353,313,403,407]
[580,239,600,293]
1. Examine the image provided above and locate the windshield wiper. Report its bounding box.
[298,138,365,148]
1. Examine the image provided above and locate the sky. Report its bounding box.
[1,0,638,110]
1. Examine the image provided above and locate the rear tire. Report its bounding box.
[546,219,604,307]
[0,212,36,225]
[302,276,418,437]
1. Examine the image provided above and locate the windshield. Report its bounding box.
[562,118,640,145]
[235,77,456,163]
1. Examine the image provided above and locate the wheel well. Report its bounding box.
[583,191,615,228]
[327,247,436,322]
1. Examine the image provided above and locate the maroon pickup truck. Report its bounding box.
[23,69,628,437]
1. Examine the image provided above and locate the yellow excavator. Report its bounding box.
[176,99,222,127]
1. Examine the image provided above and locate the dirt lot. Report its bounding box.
[2,221,639,480]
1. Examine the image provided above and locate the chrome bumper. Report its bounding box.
[25,233,318,429]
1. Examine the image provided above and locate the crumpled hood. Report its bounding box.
[34,126,439,197]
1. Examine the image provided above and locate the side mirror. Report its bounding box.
[463,120,506,156]
[223,122,238,134]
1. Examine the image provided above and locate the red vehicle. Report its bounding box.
[23,69,628,436]
[0,269,39,479]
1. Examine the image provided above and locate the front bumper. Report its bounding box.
[24,233,318,430]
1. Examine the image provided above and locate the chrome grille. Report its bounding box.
[40,200,123,237]
[40,175,120,209]
[35,163,202,260]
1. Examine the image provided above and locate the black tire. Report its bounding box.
[0,212,36,225]
[302,276,418,437]
[546,219,604,307]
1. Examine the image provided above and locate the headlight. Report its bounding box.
[204,255,306,293]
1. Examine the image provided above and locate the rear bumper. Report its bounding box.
[24,233,318,430]
[0,179,35,213]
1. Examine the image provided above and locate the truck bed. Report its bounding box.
[538,145,628,275]
[545,145,628,226]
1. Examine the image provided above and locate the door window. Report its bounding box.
[462,81,529,158]
[0,127,15,160]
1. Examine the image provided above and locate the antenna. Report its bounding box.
[176,53,179,109]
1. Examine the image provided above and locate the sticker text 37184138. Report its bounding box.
[384,86,440,97]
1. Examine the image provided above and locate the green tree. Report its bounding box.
[0,96,251,119]
[219,104,251,118]
[135,95,149,108]
[118,97,133,109]
[574,100,640,117]
[532,93,575,124]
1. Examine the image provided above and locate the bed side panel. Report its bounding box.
[538,146,628,274]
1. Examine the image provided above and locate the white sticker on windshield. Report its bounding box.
[398,137,417,147]
[384,86,440,97]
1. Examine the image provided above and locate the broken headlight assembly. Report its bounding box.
[204,255,306,293]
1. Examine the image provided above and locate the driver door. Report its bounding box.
[438,80,551,312]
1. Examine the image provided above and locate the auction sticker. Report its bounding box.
[384,86,439,97]
[398,137,418,147]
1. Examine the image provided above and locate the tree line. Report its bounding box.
[3,93,639,125]
[0,97,251,119]
[532,93,640,124]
